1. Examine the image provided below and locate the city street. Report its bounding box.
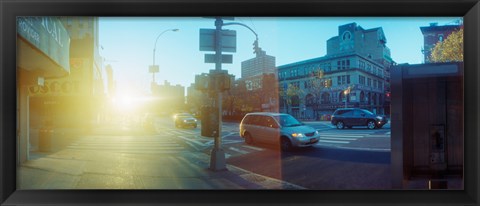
[25,115,391,189]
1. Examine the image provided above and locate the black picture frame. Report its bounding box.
[1,0,479,205]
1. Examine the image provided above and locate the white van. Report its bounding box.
[239,112,320,151]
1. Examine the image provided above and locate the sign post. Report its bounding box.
[209,17,227,171]
[199,17,239,171]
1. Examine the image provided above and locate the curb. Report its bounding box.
[192,153,305,189]
[226,164,306,189]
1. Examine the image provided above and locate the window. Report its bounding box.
[359,60,365,69]
[342,31,352,40]
[337,61,341,70]
[379,82,383,90]
[342,76,346,84]
[264,117,279,128]
[367,78,372,86]
[347,75,350,84]
[374,80,378,88]
[353,109,365,117]
[346,60,350,69]
[359,75,365,85]
[337,76,342,85]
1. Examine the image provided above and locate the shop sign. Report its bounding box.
[29,81,81,95]
[17,17,70,71]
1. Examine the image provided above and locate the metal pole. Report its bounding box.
[210,17,226,171]
[152,29,178,84]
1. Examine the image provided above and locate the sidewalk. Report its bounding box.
[19,125,304,190]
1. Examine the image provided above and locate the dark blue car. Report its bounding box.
[331,108,388,129]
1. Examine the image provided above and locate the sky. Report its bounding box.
[98,17,462,96]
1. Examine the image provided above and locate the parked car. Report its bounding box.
[239,112,320,151]
[174,113,198,128]
[173,112,191,120]
[331,108,388,129]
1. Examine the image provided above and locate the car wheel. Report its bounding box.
[367,120,376,129]
[336,121,345,129]
[281,138,293,152]
[244,132,253,145]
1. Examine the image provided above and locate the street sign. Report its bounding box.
[149,65,159,73]
[204,54,233,64]
[199,29,236,52]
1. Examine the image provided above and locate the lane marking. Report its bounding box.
[320,137,357,141]
[176,136,207,147]
[228,147,249,154]
[321,134,365,138]
[242,145,264,151]
[318,140,350,144]
[67,147,185,151]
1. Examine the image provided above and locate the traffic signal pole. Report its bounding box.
[210,17,226,171]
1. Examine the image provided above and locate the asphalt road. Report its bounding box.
[151,116,392,189]
[36,116,392,189]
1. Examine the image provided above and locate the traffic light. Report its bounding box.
[253,39,259,54]
[195,73,210,91]
[201,106,219,137]
[209,70,231,92]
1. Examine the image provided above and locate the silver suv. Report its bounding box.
[239,112,320,151]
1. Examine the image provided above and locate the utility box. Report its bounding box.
[391,62,463,189]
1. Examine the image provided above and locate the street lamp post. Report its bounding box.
[150,28,179,84]
[344,86,351,108]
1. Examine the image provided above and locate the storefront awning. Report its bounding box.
[17,17,70,78]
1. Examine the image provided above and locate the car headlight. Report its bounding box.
[291,133,304,138]
[315,130,319,135]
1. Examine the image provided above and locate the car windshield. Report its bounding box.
[273,114,303,127]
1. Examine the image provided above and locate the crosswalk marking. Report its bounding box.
[321,134,364,138]
[242,145,264,151]
[67,136,185,154]
[319,140,350,144]
[320,137,357,141]
[229,147,249,154]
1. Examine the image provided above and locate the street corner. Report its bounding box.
[226,164,305,190]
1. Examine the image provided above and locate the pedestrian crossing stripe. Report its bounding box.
[320,137,357,141]
[321,134,364,138]
[228,147,249,154]
[319,140,350,144]
[67,146,185,150]
[241,145,264,151]
[66,149,182,154]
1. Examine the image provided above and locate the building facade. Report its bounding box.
[17,17,105,164]
[152,80,185,113]
[278,23,394,120]
[241,50,276,79]
[420,22,462,63]
[17,17,71,164]
[28,17,105,129]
